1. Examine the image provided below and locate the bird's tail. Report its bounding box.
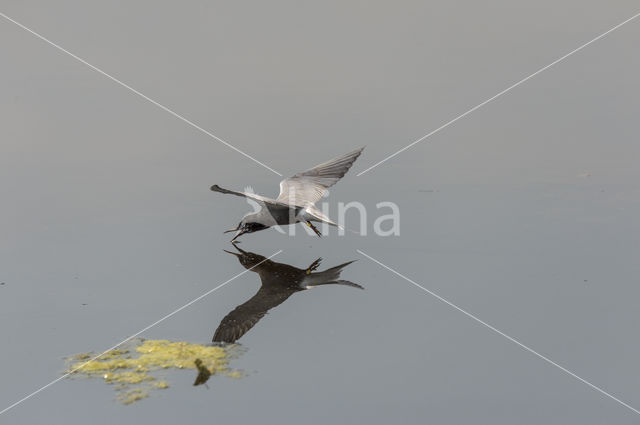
[303,261,363,289]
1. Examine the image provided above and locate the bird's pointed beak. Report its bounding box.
[223,222,241,234]
[230,228,246,243]
[224,243,247,258]
[224,241,246,256]
[223,249,241,257]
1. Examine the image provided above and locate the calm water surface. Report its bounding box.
[1,1,639,424]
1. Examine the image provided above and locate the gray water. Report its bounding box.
[1,1,640,424]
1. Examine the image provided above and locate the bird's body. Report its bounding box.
[211,147,364,241]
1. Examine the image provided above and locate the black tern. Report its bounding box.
[211,147,364,241]
[213,245,362,343]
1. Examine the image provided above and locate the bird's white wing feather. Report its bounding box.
[276,147,364,207]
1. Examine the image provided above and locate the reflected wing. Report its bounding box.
[276,147,364,207]
[212,286,296,343]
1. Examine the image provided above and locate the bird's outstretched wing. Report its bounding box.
[212,286,296,343]
[276,147,364,207]
[210,184,289,208]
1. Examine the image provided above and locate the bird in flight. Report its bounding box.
[211,147,364,242]
[213,245,362,344]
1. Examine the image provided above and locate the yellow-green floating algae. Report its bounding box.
[66,339,243,404]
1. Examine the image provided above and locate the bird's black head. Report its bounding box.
[241,221,268,234]
[224,221,269,242]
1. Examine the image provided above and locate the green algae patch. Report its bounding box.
[66,339,242,404]
[118,388,149,405]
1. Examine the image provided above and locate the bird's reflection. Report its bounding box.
[212,244,363,344]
